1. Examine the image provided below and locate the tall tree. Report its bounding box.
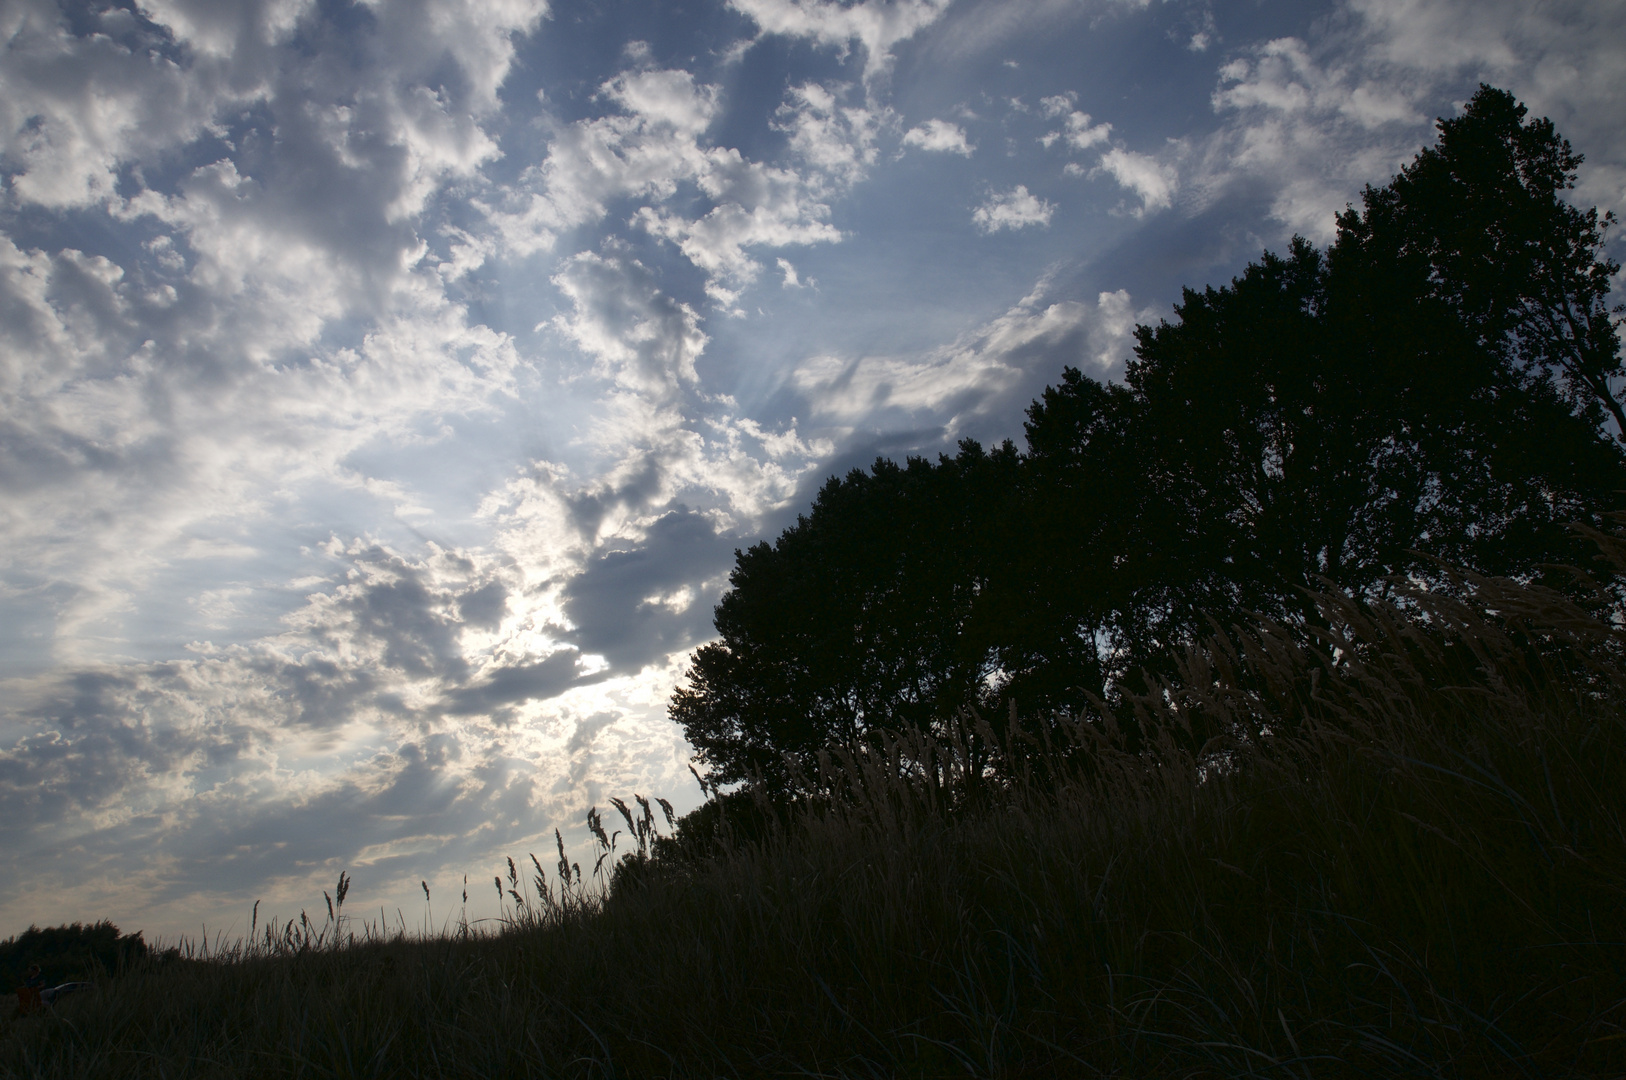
[1334,86,1625,438]
[673,86,1626,777]
[1005,86,1626,709]
[672,441,1020,790]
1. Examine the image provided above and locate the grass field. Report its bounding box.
[5,540,1626,1078]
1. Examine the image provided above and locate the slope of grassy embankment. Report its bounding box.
[5,538,1626,1078]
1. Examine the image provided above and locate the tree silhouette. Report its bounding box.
[672,86,1626,782]
[673,441,1019,790]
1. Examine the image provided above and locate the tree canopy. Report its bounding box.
[672,86,1626,789]
[671,440,1021,789]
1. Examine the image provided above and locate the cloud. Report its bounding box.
[1213,37,1420,131]
[637,80,881,306]
[792,275,1112,426]
[1184,39,1432,238]
[485,238,833,565]
[0,536,522,832]
[482,66,723,257]
[972,185,1055,232]
[902,119,973,155]
[441,651,590,716]
[1040,106,1112,151]
[1096,147,1178,215]
[1345,0,1626,218]
[0,0,552,667]
[776,82,889,186]
[550,250,708,400]
[0,236,522,658]
[728,0,952,80]
[560,508,736,672]
[0,518,706,932]
[1,0,543,221]
[1084,289,1160,369]
[0,0,270,210]
[492,74,865,307]
[1186,2,1626,242]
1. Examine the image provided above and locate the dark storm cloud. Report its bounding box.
[0,664,263,856]
[246,654,381,730]
[457,580,508,629]
[440,650,597,716]
[129,732,545,904]
[561,507,737,672]
[337,547,471,682]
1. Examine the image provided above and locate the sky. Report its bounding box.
[2,0,1623,942]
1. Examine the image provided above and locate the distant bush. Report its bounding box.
[0,922,149,992]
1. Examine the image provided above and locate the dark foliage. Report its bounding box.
[671,86,1626,771]
[12,546,1626,1077]
[0,923,149,993]
[671,439,1021,790]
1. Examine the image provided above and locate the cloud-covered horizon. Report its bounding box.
[2,0,1622,939]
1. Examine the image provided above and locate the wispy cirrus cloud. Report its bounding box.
[790,275,1146,431]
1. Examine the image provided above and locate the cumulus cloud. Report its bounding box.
[0,236,522,656]
[972,185,1055,232]
[482,66,723,257]
[491,73,868,307]
[1084,288,1160,369]
[775,81,888,187]
[1040,103,1112,151]
[560,508,735,672]
[510,333,826,541]
[1096,147,1178,215]
[1185,1,1626,241]
[0,0,552,666]
[902,118,973,155]
[1199,39,1417,236]
[550,250,708,400]
[729,0,953,80]
[1034,93,1168,214]
[0,8,220,208]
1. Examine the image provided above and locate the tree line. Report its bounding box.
[671,86,1626,793]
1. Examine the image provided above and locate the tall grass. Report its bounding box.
[5,535,1626,1077]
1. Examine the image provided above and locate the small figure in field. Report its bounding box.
[15,964,45,1016]
[13,964,92,1016]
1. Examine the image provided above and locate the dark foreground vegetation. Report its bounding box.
[6,86,1626,1077]
[6,546,1626,1077]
